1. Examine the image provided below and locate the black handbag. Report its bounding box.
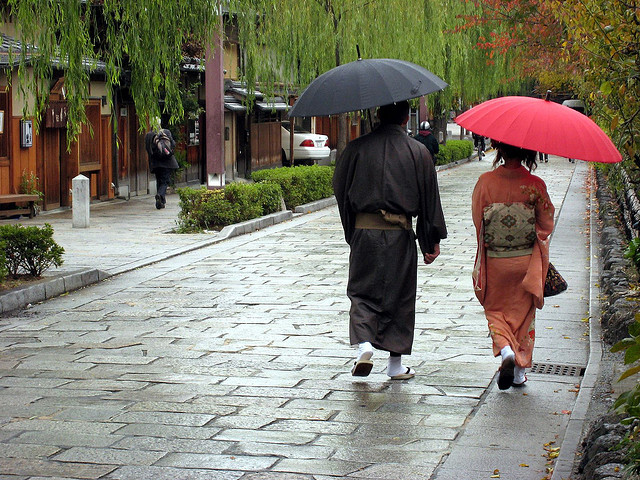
[544,262,568,297]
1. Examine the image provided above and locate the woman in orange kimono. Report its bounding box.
[472,142,555,389]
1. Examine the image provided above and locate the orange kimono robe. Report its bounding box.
[472,165,555,367]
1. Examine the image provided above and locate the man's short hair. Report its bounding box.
[377,101,410,125]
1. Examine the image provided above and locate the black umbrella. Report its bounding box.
[288,58,447,118]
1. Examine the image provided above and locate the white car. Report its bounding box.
[281,125,330,166]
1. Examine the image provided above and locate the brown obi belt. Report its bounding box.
[355,211,412,231]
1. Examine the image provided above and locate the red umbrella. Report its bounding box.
[455,95,622,163]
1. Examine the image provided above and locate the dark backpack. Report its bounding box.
[153,131,173,157]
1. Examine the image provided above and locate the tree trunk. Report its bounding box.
[432,114,448,145]
[337,113,348,158]
[431,96,447,145]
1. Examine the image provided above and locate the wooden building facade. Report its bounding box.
[0,67,116,211]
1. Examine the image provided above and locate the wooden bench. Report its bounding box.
[0,194,40,219]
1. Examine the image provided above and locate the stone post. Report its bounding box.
[72,174,90,228]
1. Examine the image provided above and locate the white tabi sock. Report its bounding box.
[500,345,515,360]
[387,355,405,377]
[514,366,526,384]
[357,342,373,362]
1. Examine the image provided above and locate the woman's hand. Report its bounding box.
[423,244,440,265]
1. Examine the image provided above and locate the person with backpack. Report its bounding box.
[145,127,179,209]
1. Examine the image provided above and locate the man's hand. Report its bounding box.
[423,244,440,265]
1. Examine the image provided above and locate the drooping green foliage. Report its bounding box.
[3,0,528,144]
[4,0,220,141]
[229,0,523,115]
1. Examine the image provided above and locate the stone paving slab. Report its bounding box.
[0,155,597,479]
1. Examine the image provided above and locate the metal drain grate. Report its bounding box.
[530,362,585,377]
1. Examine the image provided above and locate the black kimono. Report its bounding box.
[333,124,447,354]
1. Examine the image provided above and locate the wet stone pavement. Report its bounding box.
[0,156,592,479]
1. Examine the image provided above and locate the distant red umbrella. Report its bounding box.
[455,95,622,163]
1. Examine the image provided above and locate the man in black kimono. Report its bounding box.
[333,101,447,380]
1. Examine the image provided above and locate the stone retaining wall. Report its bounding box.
[597,170,639,345]
[576,170,639,480]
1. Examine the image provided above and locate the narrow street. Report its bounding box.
[0,156,593,479]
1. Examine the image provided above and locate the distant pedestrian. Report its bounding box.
[472,132,486,159]
[413,121,439,161]
[472,141,555,389]
[333,101,447,380]
[538,152,549,163]
[145,127,179,209]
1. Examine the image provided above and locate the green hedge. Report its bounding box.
[176,182,283,233]
[435,140,474,166]
[251,165,334,210]
[0,223,64,278]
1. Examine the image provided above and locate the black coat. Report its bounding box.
[413,131,439,159]
[145,129,179,172]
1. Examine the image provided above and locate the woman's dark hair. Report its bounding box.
[377,101,410,125]
[492,141,538,171]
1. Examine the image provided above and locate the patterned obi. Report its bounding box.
[483,202,536,258]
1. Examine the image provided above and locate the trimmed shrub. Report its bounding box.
[251,165,334,209]
[435,140,474,166]
[0,223,64,277]
[0,241,8,282]
[176,181,283,233]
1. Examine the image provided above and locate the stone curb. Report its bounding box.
[551,169,603,480]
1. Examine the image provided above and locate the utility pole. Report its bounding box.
[205,14,225,189]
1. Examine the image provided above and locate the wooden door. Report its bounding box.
[42,128,61,209]
[117,109,130,193]
[250,122,280,171]
[130,108,148,196]
[185,145,200,183]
